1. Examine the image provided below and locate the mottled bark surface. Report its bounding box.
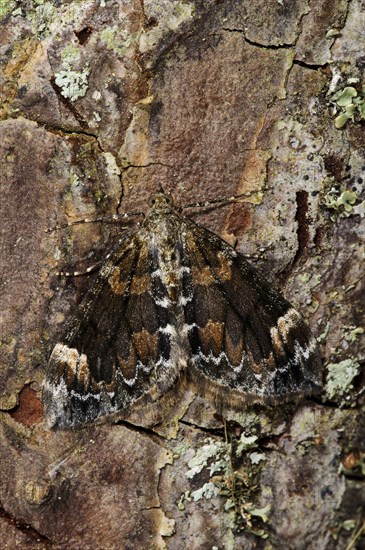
[0,1,364,549]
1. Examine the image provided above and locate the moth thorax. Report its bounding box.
[148,191,174,209]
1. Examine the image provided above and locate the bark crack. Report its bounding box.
[292,190,310,267]
[0,503,52,547]
[293,59,330,71]
[179,419,225,438]
[40,122,100,145]
[221,28,293,50]
[122,161,174,169]
[116,419,168,446]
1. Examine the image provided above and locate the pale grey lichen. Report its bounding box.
[191,482,220,501]
[326,28,341,38]
[185,439,226,479]
[325,358,361,405]
[12,6,22,16]
[183,434,269,537]
[31,1,55,35]
[236,433,258,457]
[317,322,331,343]
[249,452,266,465]
[102,153,121,178]
[54,68,89,101]
[70,172,81,188]
[247,504,271,523]
[353,200,365,218]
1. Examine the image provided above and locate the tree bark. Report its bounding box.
[0,1,364,549]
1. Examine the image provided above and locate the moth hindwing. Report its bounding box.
[43,192,322,428]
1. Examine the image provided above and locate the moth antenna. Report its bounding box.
[45,212,144,233]
[180,188,263,211]
[45,439,83,477]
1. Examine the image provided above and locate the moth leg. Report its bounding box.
[56,259,105,277]
[179,188,265,211]
[46,214,143,233]
[55,233,131,277]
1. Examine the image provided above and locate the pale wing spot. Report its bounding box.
[193,350,252,379]
[151,269,163,278]
[225,331,245,367]
[49,343,89,387]
[116,361,153,387]
[155,297,171,308]
[178,294,192,306]
[270,326,286,358]
[50,343,78,371]
[277,308,301,340]
[182,322,198,335]
[78,353,91,387]
[293,340,311,362]
[159,324,177,337]
[70,389,101,402]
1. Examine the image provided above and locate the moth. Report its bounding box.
[43,191,322,428]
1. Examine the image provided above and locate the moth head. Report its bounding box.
[148,191,174,210]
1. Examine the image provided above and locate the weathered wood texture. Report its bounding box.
[0,0,364,548]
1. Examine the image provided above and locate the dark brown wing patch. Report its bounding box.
[180,221,321,403]
[43,233,181,428]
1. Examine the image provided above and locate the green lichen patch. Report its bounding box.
[323,187,362,218]
[326,28,341,39]
[0,0,15,19]
[139,1,195,53]
[324,358,361,406]
[100,26,140,57]
[61,44,82,68]
[333,86,357,107]
[343,326,364,343]
[330,84,365,129]
[317,322,331,344]
[70,172,81,189]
